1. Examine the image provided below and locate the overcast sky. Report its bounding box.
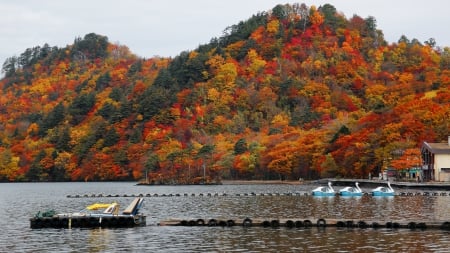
[1,0,449,70]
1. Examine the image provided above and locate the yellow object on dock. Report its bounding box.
[86,203,116,210]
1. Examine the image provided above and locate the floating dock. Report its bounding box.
[30,215,146,229]
[158,217,450,231]
[30,197,146,229]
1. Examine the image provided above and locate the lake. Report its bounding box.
[1,182,450,252]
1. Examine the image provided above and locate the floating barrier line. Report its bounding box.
[158,217,450,231]
[66,191,450,198]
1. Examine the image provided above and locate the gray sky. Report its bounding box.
[1,0,449,70]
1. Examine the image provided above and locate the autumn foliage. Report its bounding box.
[0,3,449,182]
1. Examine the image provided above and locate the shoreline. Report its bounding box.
[221,180,305,185]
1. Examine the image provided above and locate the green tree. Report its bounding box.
[72,33,109,59]
[52,126,71,151]
[69,93,96,124]
[103,127,120,147]
[320,154,339,178]
[234,138,248,155]
[39,102,65,136]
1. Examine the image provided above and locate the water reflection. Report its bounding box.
[1,182,450,252]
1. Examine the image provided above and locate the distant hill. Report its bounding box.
[0,3,449,183]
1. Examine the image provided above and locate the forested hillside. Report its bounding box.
[0,3,449,183]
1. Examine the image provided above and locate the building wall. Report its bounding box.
[435,153,450,181]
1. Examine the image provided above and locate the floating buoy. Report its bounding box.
[285,220,295,228]
[208,219,217,226]
[408,222,416,230]
[441,222,450,230]
[386,222,400,229]
[262,220,271,227]
[303,220,312,228]
[336,221,346,228]
[196,219,205,226]
[242,218,252,227]
[317,219,326,228]
[226,220,235,227]
[295,220,304,228]
[417,222,426,230]
[270,220,280,228]
[357,221,368,229]
[371,222,380,229]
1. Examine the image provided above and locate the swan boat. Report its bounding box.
[371,182,395,196]
[339,182,363,196]
[312,182,336,196]
[30,197,146,229]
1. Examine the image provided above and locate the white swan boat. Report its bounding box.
[371,182,395,196]
[339,182,363,196]
[312,182,335,196]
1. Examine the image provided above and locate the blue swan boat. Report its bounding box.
[339,182,363,196]
[371,182,395,196]
[312,182,335,196]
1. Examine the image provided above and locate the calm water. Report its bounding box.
[1,182,450,252]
